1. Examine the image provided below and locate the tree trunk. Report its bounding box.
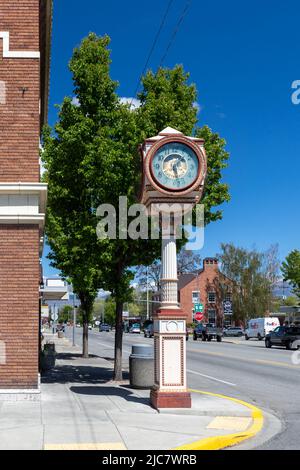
[80,295,93,359]
[113,300,123,381]
[82,317,89,359]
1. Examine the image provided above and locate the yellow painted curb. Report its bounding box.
[174,389,264,451]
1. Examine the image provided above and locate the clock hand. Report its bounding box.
[172,163,179,177]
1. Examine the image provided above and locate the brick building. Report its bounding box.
[0,1,51,392]
[153,258,234,326]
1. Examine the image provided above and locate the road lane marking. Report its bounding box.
[190,348,297,370]
[187,369,236,387]
[94,340,131,354]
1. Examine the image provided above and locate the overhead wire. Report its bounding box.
[158,0,192,68]
[130,0,175,108]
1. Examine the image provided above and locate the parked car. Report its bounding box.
[144,323,154,338]
[265,326,300,350]
[223,327,244,337]
[129,323,141,334]
[193,324,206,341]
[202,323,223,342]
[245,317,280,340]
[88,324,93,330]
[99,323,111,332]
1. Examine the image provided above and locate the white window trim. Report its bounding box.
[192,291,200,303]
[0,32,40,59]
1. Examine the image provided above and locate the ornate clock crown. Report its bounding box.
[139,127,207,212]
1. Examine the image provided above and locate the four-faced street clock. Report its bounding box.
[139,127,207,209]
[139,127,207,410]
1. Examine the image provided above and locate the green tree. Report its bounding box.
[218,243,280,323]
[136,249,202,291]
[104,297,116,326]
[58,305,73,323]
[43,34,230,380]
[281,250,300,298]
[283,296,300,306]
[93,298,106,321]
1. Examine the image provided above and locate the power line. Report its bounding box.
[159,0,192,68]
[130,0,174,107]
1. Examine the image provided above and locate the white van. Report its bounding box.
[245,317,280,341]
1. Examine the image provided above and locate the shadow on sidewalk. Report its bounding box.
[70,385,150,406]
[54,353,100,361]
[42,365,129,385]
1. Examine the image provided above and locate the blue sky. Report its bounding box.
[43,0,300,276]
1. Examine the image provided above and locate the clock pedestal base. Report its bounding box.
[150,390,191,409]
[150,308,191,410]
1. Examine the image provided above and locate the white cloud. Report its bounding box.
[119,97,141,110]
[71,96,80,107]
[193,101,202,114]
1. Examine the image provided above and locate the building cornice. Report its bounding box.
[0,182,47,213]
[0,215,45,228]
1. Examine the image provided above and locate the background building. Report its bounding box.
[153,258,234,325]
[0,0,51,392]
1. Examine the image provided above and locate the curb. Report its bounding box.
[174,389,264,451]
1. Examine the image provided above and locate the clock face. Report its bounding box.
[151,142,199,190]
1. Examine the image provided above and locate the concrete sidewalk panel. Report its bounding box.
[0,402,41,429]
[108,411,213,436]
[0,425,43,450]
[43,423,126,449]
[116,425,203,451]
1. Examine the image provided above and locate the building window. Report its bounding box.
[225,292,232,302]
[208,309,216,324]
[208,291,216,303]
[192,291,200,303]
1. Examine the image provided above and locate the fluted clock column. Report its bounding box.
[160,231,179,309]
[150,220,191,409]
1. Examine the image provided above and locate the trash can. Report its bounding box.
[129,344,154,389]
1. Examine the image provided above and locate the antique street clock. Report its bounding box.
[139,127,207,410]
[140,127,207,210]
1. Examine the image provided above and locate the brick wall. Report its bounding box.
[0,225,40,388]
[0,1,42,389]
[0,0,40,182]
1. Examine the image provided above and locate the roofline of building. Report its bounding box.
[40,0,52,130]
[177,267,236,290]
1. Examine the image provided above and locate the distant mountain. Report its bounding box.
[272,279,295,298]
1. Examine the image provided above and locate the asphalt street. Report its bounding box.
[66,327,300,450]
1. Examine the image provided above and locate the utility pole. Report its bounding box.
[146,266,150,320]
[72,294,76,347]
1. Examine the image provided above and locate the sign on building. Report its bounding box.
[223,300,233,315]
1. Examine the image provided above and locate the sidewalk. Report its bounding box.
[0,333,265,450]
